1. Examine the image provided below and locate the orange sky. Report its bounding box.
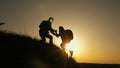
[0,0,120,64]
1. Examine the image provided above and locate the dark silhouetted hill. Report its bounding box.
[0,31,120,68]
[0,31,80,68]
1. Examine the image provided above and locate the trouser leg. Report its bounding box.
[41,36,45,43]
[46,34,53,44]
[40,33,46,43]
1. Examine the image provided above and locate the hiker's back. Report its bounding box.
[39,21,51,33]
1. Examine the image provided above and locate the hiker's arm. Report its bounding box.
[50,28,59,37]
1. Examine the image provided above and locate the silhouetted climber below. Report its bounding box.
[59,26,73,56]
[39,17,59,44]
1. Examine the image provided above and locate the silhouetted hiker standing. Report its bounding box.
[59,26,73,56]
[39,17,59,44]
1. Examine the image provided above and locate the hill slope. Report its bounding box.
[0,31,80,68]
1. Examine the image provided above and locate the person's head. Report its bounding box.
[48,17,54,23]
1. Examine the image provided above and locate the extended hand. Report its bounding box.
[56,34,60,37]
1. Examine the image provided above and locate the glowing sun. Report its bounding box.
[65,40,80,57]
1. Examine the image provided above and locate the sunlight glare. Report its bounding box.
[66,40,80,57]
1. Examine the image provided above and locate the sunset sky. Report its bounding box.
[0,0,120,64]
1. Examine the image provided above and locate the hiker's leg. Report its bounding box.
[40,33,46,43]
[46,34,53,44]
